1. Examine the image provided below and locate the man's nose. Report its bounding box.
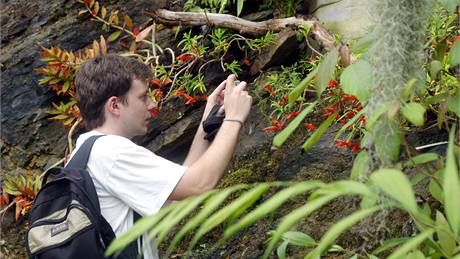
[147,96,156,110]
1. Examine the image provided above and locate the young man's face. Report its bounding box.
[118,79,155,138]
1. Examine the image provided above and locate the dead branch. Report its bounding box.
[146,9,352,67]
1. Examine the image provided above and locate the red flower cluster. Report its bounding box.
[263,118,284,132]
[173,89,205,105]
[264,83,276,96]
[177,54,195,62]
[335,141,361,152]
[447,35,460,49]
[303,123,317,131]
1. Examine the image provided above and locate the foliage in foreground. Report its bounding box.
[106,1,460,258]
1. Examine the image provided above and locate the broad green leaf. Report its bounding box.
[387,229,435,259]
[273,102,317,147]
[302,114,335,152]
[400,79,418,101]
[370,169,418,215]
[443,126,460,235]
[448,38,460,66]
[403,153,439,167]
[350,32,375,53]
[340,59,371,103]
[429,177,444,204]
[168,184,246,254]
[224,181,323,239]
[435,211,456,257]
[155,191,216,245]
[288,67,318,104]
[334,108,365,141]
[105,203,177,256]
[263,194,339,258]
[430,60,442,79]
[407,250,426,259]
[447,92,460,117]
[306,206,381,258]
[374,121,402,162]
[108,30,121,42]
[372,237,409,255]
[350,150,370,180]
[410,172,427,186]
[315,49,339,97]
[277,241,288,259]
[281,231,316,247]
[366,102,390,130]
[190,184,270,248]
[401,102,426,126]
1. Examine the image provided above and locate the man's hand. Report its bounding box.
[203,80,226,120]
[224,74,252,123]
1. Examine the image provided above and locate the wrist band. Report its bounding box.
[223,119,244,126]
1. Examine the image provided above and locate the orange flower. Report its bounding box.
[351,143,361,152]
[263,118,284,131]
[335,141,353,147]
[264,83,276,96]
[243,58,251,66]
[448,35,460,48]
[303,123,317,131]
[133,27,141,36]
[177,54,195,62]
[286,112,300,120]
[328,80,339,89]
[149,107,158,117]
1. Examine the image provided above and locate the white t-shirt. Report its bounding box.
[69,130,186,259]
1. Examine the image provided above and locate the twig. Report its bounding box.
[415,141,448,150]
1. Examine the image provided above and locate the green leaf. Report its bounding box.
[372,237,410,255]
[430,60,442,79]
[401,103,426,126]
[273,102,317,147]
[402,153,439,167]
[374,121,402,162]
[350,32,375,53]
[236,0,244,16]
[190,184,270,248]
[276,241,288,259]
[281,231,316,247]
[340,59,371,103]
[223,181,323,240]
[169,185,246,254]
[154,191,216,245]
[443,125,460,235]
[407,250,426,259]
[315,49,339,97]
[435,210,456,257]
[288,67,318,104]
[447,92,460,117]
[108,30,121,42]
[306,206,381,258]
[448,38,460,66]
[410,172,427,186]
[366,102,390,130]
[400,79,418,102]
[302,114,335,152]
[309,180,372,200]
[263,194,339,258]
[350,150,370,180]
[369,169,418,215]
[387,229,435,259]
[429,172,444,203]
[105,203,178,257]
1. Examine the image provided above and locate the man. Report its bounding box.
[71,54,252,258]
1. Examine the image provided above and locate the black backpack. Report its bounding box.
[26,135,142,259]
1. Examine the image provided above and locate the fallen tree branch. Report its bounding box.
[146,9,352,67]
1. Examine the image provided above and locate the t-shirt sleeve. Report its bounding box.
[105,141,186,216]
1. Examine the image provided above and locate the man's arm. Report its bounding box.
[169,75,252,200]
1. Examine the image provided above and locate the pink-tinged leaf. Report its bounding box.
[135,25,153,42]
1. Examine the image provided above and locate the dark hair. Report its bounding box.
[75,54,153,130]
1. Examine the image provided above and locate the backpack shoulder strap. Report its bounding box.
[65,134,105,170]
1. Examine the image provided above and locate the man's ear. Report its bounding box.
[106,96,121,116]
